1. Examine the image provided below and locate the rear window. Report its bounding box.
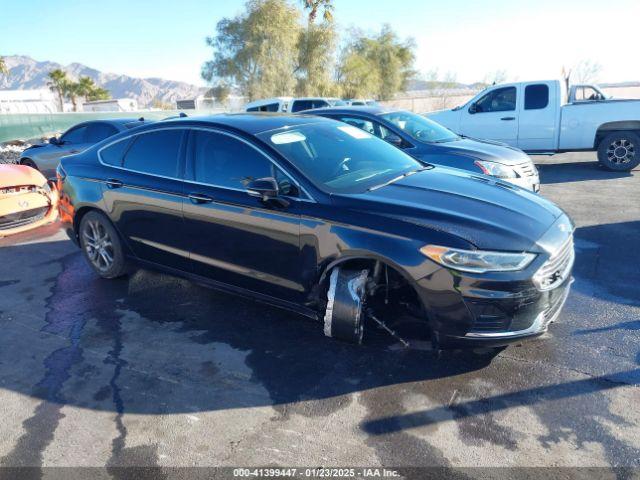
[122,130,183,177]
[525,84,549,110]
[85,123,118,143]
[100,138,131,166]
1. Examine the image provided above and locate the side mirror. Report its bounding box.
[49,137,60,145]
[247,177,279,201]
[468,103,477,114]
[385,133,404,148]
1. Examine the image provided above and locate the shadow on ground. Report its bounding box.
[536,160,636,184]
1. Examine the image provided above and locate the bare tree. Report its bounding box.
[573,60,602,84]
[483,69,508,86]
[437,72,458,110]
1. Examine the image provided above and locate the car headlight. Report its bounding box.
[474,160,517,179]
[420,245,536,273]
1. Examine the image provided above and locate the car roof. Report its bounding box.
[68,118,149,130]
[303,106,396,116]
[157,113,333,135]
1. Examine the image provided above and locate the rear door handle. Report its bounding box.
[105,179,123,189]
[188,193,214,204]
[500,116,516,121]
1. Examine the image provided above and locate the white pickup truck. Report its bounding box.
[428,80,640,171]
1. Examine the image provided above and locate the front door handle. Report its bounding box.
[105,179,123,189]
[188,193,214,204]
[500,116,516,121]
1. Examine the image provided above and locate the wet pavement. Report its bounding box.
[0,153,638,476]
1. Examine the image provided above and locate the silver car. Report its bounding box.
[19,118,149,178]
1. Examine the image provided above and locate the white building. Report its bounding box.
[82,98,138,112]
[0,89,58,114]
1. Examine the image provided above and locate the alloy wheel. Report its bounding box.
[607,138,636,165]
[83,220,115,271]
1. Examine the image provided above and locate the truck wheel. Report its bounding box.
[323,268,369,344]
[597,132,640,171]
[79,211,129,279]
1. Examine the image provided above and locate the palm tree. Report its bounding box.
[0,57,7,76]
[47,69,68,112]
[65,81,82,112]
[301,0,333,23]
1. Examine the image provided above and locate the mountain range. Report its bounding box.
[0,55,206,108]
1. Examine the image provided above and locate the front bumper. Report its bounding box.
[415,265,574,349]
[0,187,59,237]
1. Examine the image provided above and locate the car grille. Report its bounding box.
[514,161,538,178]
[0,206,49,230]
[533,236,575,291]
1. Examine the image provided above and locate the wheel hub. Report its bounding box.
[607,139,635,164]
[83,220,114,271]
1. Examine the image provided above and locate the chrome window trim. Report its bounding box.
[96,125,316,203]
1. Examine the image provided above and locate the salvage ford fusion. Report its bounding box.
[58,114,574,349]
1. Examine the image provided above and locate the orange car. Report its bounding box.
[0,164,59,237]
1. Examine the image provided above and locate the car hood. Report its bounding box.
[339,167,564,252]
[0,164,47,188]
[427,137,530,166]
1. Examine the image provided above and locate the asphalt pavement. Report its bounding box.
[0,153,638,478]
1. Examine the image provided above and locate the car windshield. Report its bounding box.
[380,111,459,143]
[257,123,425,194]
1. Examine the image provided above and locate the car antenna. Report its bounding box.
[179,112,188,118]
[138,117,145,122]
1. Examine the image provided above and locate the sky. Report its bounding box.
[2,0,639,87]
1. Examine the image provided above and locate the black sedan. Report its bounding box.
[57,114,574,349]
[305,106,540,192]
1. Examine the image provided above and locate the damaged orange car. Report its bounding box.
[0,164,59,236]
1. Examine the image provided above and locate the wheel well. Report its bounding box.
[19,158,36,167]
[594,122,640,148]
[319,257,428,321]
[72,206,100,240]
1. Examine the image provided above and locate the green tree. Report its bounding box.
[76,76,111,102]
[0,57,7,76]
[65,81,82,112]
[337,49,380,99]
[301,0,333,23]
[207,84,232,105]
[337,26,415,101]
[202,0,301,101]
[295,22,338,96]
[47,69,68,111]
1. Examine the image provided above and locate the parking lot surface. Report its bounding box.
[0,153,638,476]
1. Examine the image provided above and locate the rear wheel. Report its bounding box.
[597,132,640,171]
[79,211,128,279]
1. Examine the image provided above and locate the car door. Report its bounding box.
[36,124,92,176]
[459,86,519,145]
[99,127,190,271]
[182,128,304,303]
[517,83,557,151]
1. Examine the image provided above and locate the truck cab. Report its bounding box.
[428,80,640,171]
[429,80,561,152]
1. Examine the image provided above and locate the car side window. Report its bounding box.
[122,130,183,177]
[291,100,313,113]
[191,131,273,190]
[524,84,549,110]
[85,123,119,143]
[100,138,131,167]
[474,87,517,113]
[61,126,89,144]
[337,116,395,142]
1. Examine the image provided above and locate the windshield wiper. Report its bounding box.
[367,167,431,192]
